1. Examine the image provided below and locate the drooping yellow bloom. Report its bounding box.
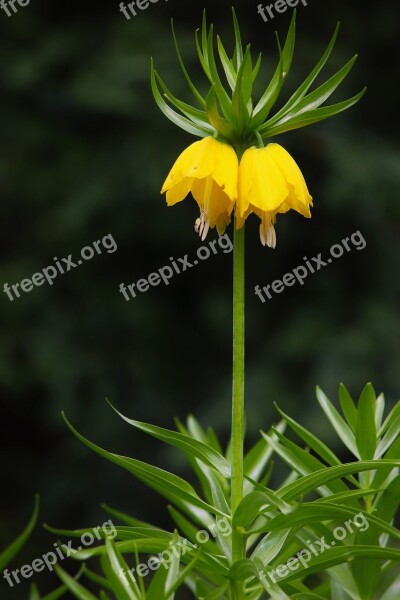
[236,144,313,248]
[161,137,239,239]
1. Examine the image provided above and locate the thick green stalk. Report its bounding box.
[231,221,246,599]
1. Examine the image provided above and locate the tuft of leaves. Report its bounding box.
[151,10,366,147]
[47,384,400,599]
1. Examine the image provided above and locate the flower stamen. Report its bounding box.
[259,212,277,249]
[194,176,213,241]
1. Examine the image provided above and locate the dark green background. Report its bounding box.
[1,0,399,596]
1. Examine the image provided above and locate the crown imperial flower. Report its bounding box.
[161,137,238,239]
[237,143,313,247]
[154,9,365,246]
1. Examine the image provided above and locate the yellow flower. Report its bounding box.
[236,143,313,248]
[161,137,239,239]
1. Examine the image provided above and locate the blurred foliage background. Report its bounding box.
[0,0,399,596]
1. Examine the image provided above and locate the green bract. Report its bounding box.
[151,10,366,146]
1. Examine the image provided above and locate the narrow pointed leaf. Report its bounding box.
[206,25,232,120]
[378,400,400,437]
[316,387,359,456]
[206,87,236,141]
[151,59,211,138]
[105,538,142,600]
[154,71,213,130]
[284,55,359,119]
[195,29,211,79]
[54,565,97,600]
[171,19,205,107]
[339,384,358,432]
[277,460,400,503]
[252,10,296,127]
[267,22,341,128]
[109,404,231,478]
[0,495,39,571]
[260,88,367,137]
[62,413,227,518]
[232,46,252,133]
[217,35,236,90]
[356,383,377,460]
[231,8,243,70]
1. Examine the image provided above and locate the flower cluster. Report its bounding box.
[162,137,312,248]
[154,10,365,247]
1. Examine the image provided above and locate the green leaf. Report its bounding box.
[380,574,400,600]
[195,29,211,80]
[356,383,377,460]
[150,59,211,138]
[232,492,271,530]
[267,546,400,584]
[261,430,353,499]
[0,495,39,571]
[275,403,355,478]
[260,88,367,138]
[62,413,227,518]
[315,488,379,506]
[216,35,236,91]
[251,10,296,128]
[251,529,293,564]
[54,565,97,600]
[232,46,252,134]
[316,387,359,456]
[375,393,386,430]
[376,411,400,458]
[229,558,259,581]
[260,502,400,542]
[243,421,285,494]
[154,71,213,131]
[202,582,230,600]
[281,55,359,121]
[375,474,400,524]
[101,504,158,529]
[231,8,243,71]
[206,25,232,120]
[165,548,200,599]
[83,567,113,591]
[378,400,400,437]
[292,594,334,600]
[339,384,358,432]
[201,9,209,66]
[205,87,236,142]
[30,583,69,600]
[278,460,400,503]
[252,53,262,84]
[109,404,231,478]
[170,19,205,107]
[351,526,382,600]
[104,538,142,600]
[167,506,221,555]
[371,436,400,488]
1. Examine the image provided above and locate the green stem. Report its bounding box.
[231,221,246,599]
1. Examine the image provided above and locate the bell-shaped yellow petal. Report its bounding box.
[236,143,313,248]
[161,137,239,239]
